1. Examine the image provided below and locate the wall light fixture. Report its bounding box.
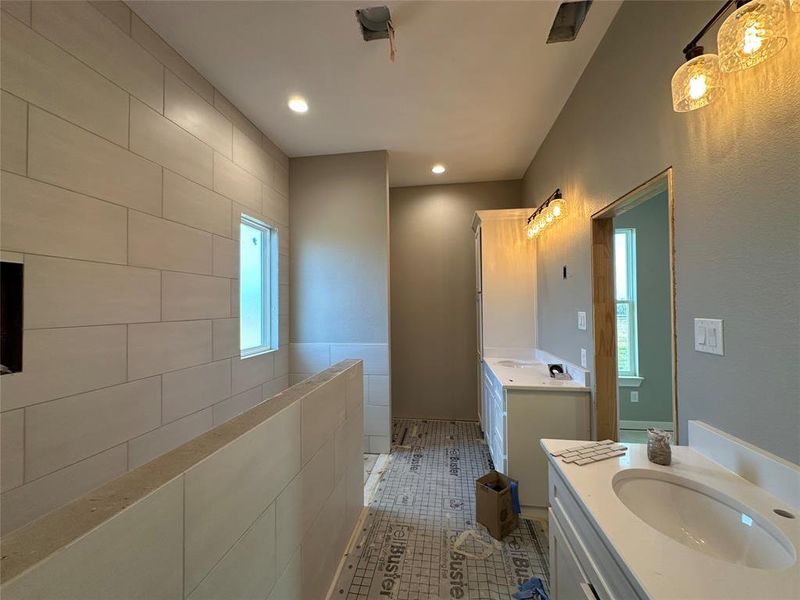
[525,189,566,240]
[671,0,790,112]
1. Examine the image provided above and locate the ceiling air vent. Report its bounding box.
[547,1,593,44]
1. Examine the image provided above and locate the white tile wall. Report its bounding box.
[289,342,391,452]
[31,1,164,112]
[25,376,161,479]
[0,0,290,535]
[28,107,162,216]
[1,326,127,411]
[1,173,128,264]
[163,170,231,237]
[25,255,161,328]
[2,10,129,145]
[1,364,363,600]
[0,90,27,174]
[1,476,184,600]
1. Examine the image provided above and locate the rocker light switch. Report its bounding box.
[694,318,724,356]
[577,311,587,330]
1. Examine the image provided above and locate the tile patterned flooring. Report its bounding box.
[333,419,550,599]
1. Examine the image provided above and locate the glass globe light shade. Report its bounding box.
[550,198,566,220]
[544,206,555,223]
[791,0,799,13]
[671,53,725,112]
[534,214,546,234]
[525,222,535,239]
[717,0,788,72]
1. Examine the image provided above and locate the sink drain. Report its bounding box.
[773,508,795,519]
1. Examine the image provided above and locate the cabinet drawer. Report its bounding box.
[549,466,642,600]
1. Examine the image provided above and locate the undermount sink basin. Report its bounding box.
[496,359,535,368]
[612,469,797,570]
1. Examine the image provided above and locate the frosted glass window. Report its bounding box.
[240,215,278,357]
[614,229,638,377]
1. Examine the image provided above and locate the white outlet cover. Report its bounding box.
[630,391,639,403]
[694,318,724,356]
[580,348,587,368]
[577,311,587,331]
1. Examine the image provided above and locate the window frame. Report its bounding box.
[614,228,639,378]
[239,214,279,358]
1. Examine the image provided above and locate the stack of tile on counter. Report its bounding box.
[550,440,627,466]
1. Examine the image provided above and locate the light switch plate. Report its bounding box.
[694,318,724,355]
[580,348,587,368]
[630,391,639,403]
[577,311,587,330]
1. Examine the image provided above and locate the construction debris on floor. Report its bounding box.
[334,419,550,599]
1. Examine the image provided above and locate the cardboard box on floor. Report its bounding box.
[475,470,518,540]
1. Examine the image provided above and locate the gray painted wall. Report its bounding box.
[615,191,673,424]
[390,181,522,420]
[522,1,799,461]
[288,150,392,452]
[289,151,389,344]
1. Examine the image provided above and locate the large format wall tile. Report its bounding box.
[212,235,238,278]
[366,375,390,407]
[25,377,161,479]
[1,173,127,264]
[129,210,213,274]
[25,255,160,328]
[301,475,347,600]
[0,410,24,492]
[232,351,275,395]
[212,318,239,360]
[1,476,183,600]
[187,502,277,600]
[211,386,261,426]
[28,108,162,216]
[89,0,130,34]
[162,272,230,321]
[131,12,214,103]
[128,320,212,380]
[0,326,127,411]
[232,127,272,184]
[262,185,289,227]
[0,90,26,174]
[301,376,346,464]
[0,444,127,536]
[1,1,31,25]
[164,170,231,237]
[1,10,128,145]
[213,90,261,145]
[364,404,390,436]
[289,343,330,375]
[183,402,300,593]
[162,359,231,423]
[31,1,163,112]
[214,153,262,211]
[130,98,213,187]
[165,71,232,157]
[128,408,213,470]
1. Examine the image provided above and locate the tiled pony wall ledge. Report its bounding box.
[0,361,364,600]
[0,1,289,534]
[290,342,390,453]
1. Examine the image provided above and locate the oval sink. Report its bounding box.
[612,469,796,570]
[496,359,535,368]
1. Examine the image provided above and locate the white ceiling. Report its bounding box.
[130,0,621,187]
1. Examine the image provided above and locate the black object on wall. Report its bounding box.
[1,261,23,374]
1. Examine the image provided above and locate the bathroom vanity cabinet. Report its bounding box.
[548,463,643,600]
[482,361,590,511]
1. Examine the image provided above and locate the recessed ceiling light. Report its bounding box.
[288,97,308,113]
[432,164,446,174]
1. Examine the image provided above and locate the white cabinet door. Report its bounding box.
[550,509,598,600]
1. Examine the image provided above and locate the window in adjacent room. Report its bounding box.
[614,228,638,377]
[240,215,278,357]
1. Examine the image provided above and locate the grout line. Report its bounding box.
[24,100,29,176]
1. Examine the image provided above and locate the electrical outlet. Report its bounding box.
[580,348,587,368]
[577,311,587,330]
[630,391,639,403]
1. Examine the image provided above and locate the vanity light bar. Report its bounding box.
[524,188,567,239]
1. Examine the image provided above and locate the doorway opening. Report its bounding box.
[591,170,677,443]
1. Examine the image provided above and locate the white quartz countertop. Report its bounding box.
[541,438,800,599]
[483,357,590,392]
